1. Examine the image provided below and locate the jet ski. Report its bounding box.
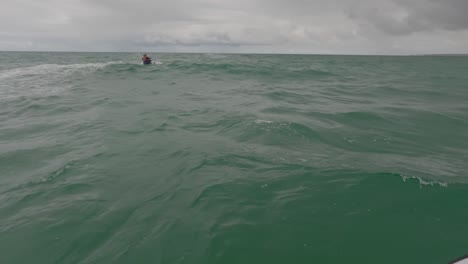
[142,59,162,65]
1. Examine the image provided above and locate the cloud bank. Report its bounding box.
[1,0,468,54]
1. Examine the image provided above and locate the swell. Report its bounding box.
[185,170,464,263]
[181,114,321,146]
[168,61,336,79]
[0,53,467,263]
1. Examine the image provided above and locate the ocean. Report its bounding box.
[0,52,467,264]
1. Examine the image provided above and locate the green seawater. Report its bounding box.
[0,52,467,264]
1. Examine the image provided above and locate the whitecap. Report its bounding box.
[401,175,448,187]
[254,119,273,124]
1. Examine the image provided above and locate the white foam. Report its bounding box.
[401,175,448,187]
[0,61,121,81]
[0,62,122,101]
[254,119,273,124]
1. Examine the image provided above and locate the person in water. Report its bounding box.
[142,54,152,64]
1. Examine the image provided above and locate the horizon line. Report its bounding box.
[1,50,467,56]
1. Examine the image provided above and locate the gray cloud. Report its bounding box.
[1,0,468,54]
[348,0,468,35]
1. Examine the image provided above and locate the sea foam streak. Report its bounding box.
[0,61,122,81]
[0,62,122,101]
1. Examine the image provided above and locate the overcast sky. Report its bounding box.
[1,0,468,54]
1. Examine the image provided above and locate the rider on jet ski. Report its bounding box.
[142,54,152,65]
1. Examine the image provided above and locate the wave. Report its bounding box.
[0,61,123,81]
[167,61,336,79]
[0,62,123,102]
[181,114,320,146]
[0,59,335,83]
